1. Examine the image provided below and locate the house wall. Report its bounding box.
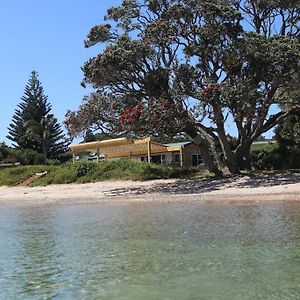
[130,152,173,165]
[129,144,203,168]
[100,143,203,168]
[182,144,203,168]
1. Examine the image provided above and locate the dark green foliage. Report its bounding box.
[54,152,73,164]
[6,149,44,165]
[7,71,51,150]
[1,143,44,165]
[7,71,69,163]
[0,143,9,162]
[275,113,300,168]
[83,129,96,142]
[0,142,71,166]
[276,114,300,150]
[251,143,283,170]
[74,162,96,177]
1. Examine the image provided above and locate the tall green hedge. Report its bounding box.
[250,143,282,170]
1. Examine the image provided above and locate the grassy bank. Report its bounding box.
[0,160,200,187]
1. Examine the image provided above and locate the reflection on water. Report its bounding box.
[0,201,300,299]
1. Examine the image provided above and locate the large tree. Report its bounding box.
[67,0,300,174]
[7,71,69,163]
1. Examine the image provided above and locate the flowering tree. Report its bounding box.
[67,0,300,174]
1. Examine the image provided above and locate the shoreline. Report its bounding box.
[1,173,300,206]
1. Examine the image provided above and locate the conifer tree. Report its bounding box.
[7,71,69,163]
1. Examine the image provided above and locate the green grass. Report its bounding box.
[0,160,201,187]
[0,165,52,186]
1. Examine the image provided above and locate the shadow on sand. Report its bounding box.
[104,171,300,197]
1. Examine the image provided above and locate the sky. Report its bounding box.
[0,0,121,143]
[0,0,275,144]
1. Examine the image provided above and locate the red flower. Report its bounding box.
[63,119,72,126]
[203,86,210,94]
[203,84,221,95]
[150,115,158,124]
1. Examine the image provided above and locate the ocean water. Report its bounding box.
[0,201,300,299]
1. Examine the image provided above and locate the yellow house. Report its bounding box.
[70,137,203,168]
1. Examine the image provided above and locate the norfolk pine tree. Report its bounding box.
[7,71,69,164]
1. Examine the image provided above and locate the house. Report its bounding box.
[70,137,203,168]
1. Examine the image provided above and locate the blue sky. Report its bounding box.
[0,0,275,144]
[0,0,121,143]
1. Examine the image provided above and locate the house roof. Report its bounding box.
[164,141,192,147]
[70,137,168,158]
[70,138,194,159]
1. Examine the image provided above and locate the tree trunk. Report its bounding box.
[211,141,225,170]
[183,121,222,176]
[217,131,240,174]
[213,107,240,174]
[42,142,48,165]
[192,135,223,176]
[236,146,252,171]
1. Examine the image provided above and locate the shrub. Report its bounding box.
[47,159,62,165]
[3,149,44,165]
[251,143,283,170]
[132,162,166,180]
[277,147,300,169]
[56,152,73,164]
[74,162,97,177]
[0,143,9,162]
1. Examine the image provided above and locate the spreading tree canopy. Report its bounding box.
[7,71,69,163]
[67,0,300,174]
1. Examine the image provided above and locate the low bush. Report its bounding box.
[74,162,96,177]
[0,143,9,161]
[87,160,166,181]
[1,148,44,165]
[250,143,283,170]
[0,143,73,166]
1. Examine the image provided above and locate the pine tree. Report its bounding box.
[7,71,69,163]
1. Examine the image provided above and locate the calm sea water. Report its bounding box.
[0,201,300,300]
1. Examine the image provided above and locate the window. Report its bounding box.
[151,155,162,164]
[174,153,180,163]
[192,154,203,166]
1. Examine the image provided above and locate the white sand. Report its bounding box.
[0,173,300,206]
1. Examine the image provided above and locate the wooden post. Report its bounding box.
[147,138,151,163]
[72,152,76,164]
[96,144,100,163]
[180,146,183,167]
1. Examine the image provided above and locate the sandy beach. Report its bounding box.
[0,172,300,206]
